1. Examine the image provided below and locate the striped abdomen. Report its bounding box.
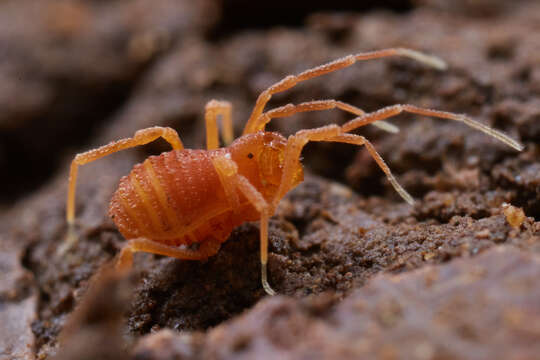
[108,149,258,246]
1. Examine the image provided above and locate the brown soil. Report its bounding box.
[132,246,540,360]
[0,1,539,359]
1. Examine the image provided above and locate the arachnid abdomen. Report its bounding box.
[108,148,260,247]
[107,132,287,248]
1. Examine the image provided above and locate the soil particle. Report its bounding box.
[502,203,526,229]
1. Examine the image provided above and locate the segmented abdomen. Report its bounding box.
[109,149,242,245]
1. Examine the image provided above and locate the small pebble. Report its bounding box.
[501,203,525,229]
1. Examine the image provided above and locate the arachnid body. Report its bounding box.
[66,48,523,295]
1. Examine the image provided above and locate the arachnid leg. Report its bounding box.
[205,100,234,150]
[211,155,241,211]
[243,48,446,134]
[342,104,523,151]
[212,155,275,295]
[234,175,273,295]
[321,133,413,204]
[67,127,184,226]
[252,99,399,134]
[271,126,412,210]
[116,237,222,271]
[273,125,342,207]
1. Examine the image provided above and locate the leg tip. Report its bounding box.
[56,223,78,256]
[263,280,277,296]
[261,263,277,296]
[397,48,448,71]
[372,120,400,134]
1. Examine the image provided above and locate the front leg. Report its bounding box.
[341,104,523,151]
[243,48,447,134]
[212,155,275,295]
[252,99,399,134]
[273,125,342,207]
[273,126,414,206]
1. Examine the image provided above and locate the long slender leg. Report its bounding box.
[320,133,413,204]
[243,48,447,134]
[341,104,523,151]
[116,237,222,271]
[273,126,412,206]
[273,125,342,208]
[205,100,234,150]
[235,175,274,295]
[251,99,399,134]
[67,126,184,225]
[212,155,275,295]
[274,112,522,209]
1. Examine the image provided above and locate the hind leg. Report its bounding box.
[60,127,183,255]
[116,237,222,271]
[67,126,183,225]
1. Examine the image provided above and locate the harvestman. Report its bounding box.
[66,48,523,295]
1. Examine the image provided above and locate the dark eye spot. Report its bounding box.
[247,153,254,159]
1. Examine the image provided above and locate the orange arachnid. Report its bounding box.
[66,48,523,295]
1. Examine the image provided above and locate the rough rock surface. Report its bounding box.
[132,246,540,360]
[0,0,538,359]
